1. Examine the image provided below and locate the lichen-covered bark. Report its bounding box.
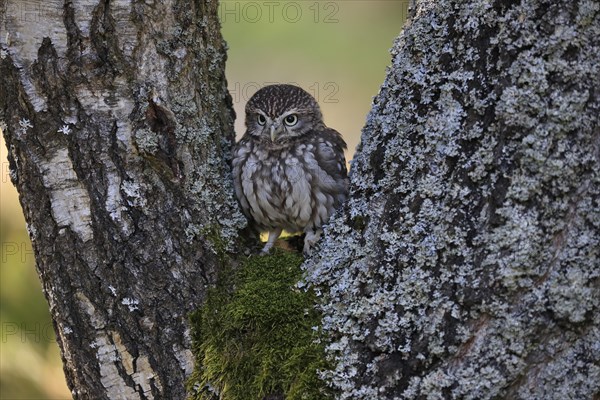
[305,0,600,398]
[0,1,245,398]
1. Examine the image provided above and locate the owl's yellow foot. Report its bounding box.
[261,228,283,254]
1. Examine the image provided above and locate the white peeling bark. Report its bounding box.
[1,0,244,398]
[39,148,94,242]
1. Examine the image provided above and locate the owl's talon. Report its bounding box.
[260,245,273,254]
[303,229,321,257]
[261,228,282,254]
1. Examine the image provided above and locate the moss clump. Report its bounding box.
[188,248,332,400]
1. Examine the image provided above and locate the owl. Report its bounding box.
[232,84,348,255]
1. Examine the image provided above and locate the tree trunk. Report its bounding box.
[0,1,244,398]
[305,0,600,399]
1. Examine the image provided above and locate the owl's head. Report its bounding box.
[245,84,324,143]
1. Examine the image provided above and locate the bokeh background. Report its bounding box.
[0,1,408,398]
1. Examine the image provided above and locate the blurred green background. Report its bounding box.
[0,1,408,398]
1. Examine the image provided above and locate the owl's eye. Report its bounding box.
[257,114,267,126]
[284,114,298,126]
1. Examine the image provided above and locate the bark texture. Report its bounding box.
[3,0,600,399]
[0,1,244,398]
[304,0,600,399]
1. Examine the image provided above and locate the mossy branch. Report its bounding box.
[188,249,332,400]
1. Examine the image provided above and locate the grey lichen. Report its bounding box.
[141,1,248,252]
[134,127,160,155]
[304,0,600,398]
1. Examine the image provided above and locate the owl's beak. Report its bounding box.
[270,124,280,142]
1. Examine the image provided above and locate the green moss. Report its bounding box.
[188,249,332,400]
